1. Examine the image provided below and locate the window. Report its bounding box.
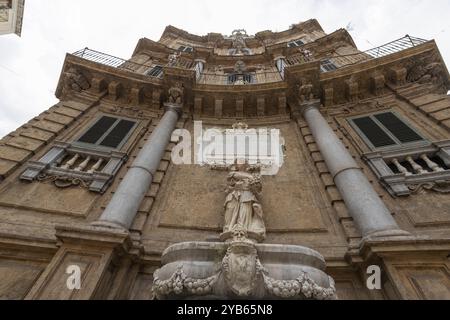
[349,111,426,150]
[227,73,254,85]
[178,45,193,53]
[320,59,338,72]
[287,39,305,48]
[146,65,163,77]
[77,116,137,149]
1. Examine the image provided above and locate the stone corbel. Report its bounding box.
[128,86,143,105]
[370,73,386,95]
[90,77,107,94]
[389,67,407,86]
[345,79,359,102]
[107,81,124,101]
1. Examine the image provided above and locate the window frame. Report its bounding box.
[320,59,338,72]
[178,45,193,53]
[73,114,138,151]
[287,39,305,48]
[348,110,429,151]
[146,65,163,77]
[226,72,255,85]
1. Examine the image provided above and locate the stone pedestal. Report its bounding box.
[152,238,337,300]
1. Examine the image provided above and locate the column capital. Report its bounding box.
[299,99,322,115]
[163,102,183,118]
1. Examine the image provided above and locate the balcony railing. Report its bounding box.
[71,35,428,85]
[72,48,195,78]
[286,35,429,70]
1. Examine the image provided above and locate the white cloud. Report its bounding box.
[0,0,449,137]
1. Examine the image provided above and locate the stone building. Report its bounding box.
[0,19,449,300]
[0,0,25,36]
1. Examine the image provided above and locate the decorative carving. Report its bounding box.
[167,82,184,105]
[222,162,266,242]
[230,29,250,55]
[63,68,90,92]
[262,271,337,300]
[168,51,181,66]
[37,173,90,189]
[406,54,448,93]
[152,236,338,300]
[298,82,314,103]
[222,239,260,296]
[408,180,450,194]
[152,265,220,300]
[234,60,247,73]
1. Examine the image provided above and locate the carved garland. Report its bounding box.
[408,180,450,194]
[37,173,91,189]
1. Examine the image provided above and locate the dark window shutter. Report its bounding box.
[353,116,396,148]
[99,120,136,148]
[374,112,423,143]
[147,65,163,77]
[78,116,117,144]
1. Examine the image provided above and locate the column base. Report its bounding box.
[91,220,128,232]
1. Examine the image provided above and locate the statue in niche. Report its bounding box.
[222,161,266,241]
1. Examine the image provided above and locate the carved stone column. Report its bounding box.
[300,100,408,239]
[95,103,182,229]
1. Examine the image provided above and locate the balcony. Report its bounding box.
[72,48,195,78]
[286,35,428,71]
[70,35,429,88]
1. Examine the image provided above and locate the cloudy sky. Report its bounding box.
[0,0,449,137]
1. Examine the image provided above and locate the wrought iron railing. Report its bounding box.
[329,35,428,69]
[72,48,195,78]
[286,35,429,71]
[71,35,429,83]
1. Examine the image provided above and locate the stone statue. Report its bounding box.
[231,29,248,55]
[167,83,184,105]
[168,51,180,67]
[222,162,266,241]
[298,82,314,102]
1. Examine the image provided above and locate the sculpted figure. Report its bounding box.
[64,68,90,92]
[223,163,266,240]
[298,82,314,102]
[167,83,184,105]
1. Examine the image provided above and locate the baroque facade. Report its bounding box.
[0,19,450,299]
